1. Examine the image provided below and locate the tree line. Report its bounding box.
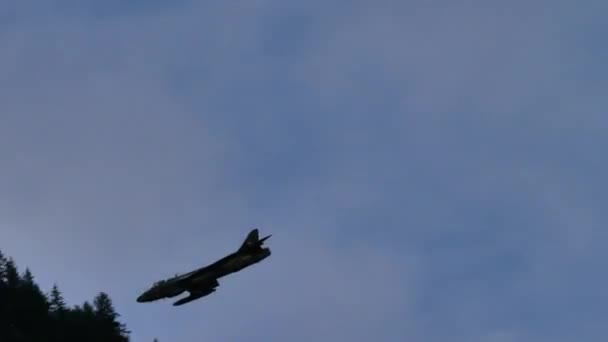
[0,249,131,342]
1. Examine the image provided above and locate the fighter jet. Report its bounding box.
[136,228,271,306]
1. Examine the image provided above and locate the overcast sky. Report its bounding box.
[1,1,607,341]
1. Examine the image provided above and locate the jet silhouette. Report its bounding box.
[136,228,271,306]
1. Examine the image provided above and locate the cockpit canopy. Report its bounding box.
[152,280,166,287]
[151,274,180,288]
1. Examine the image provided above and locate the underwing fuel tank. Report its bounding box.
[173,288,216,306]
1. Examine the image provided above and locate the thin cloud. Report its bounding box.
[1,1,606,341]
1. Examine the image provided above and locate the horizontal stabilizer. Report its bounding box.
[259,234,271,243]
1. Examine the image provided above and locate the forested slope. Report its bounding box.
[0,250,130,342]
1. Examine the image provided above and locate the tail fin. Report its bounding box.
[238,228,271,251]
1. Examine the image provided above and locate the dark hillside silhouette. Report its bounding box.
[0,249,130,342]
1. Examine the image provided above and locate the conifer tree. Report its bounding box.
[20,268,48,304]
[48,284,67,314]
[2,256,20,338]
[14,268,50,341]
[0,250,7,284]
[48,284,68,342]
[22,268,34,284]
[0,251,8,342]
[82,300,95,317]
[93,292,118,321]
[5,257,20,288]
[93,292,130,341]
[21,267,49,306]
[0,251,131,342]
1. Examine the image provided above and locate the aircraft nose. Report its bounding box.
[136,293,149,302]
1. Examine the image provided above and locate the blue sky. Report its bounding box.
[1,1,607,341]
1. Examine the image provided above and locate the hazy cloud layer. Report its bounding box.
[1,1,607,341]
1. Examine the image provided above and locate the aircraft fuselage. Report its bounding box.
[136,229,271,306]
